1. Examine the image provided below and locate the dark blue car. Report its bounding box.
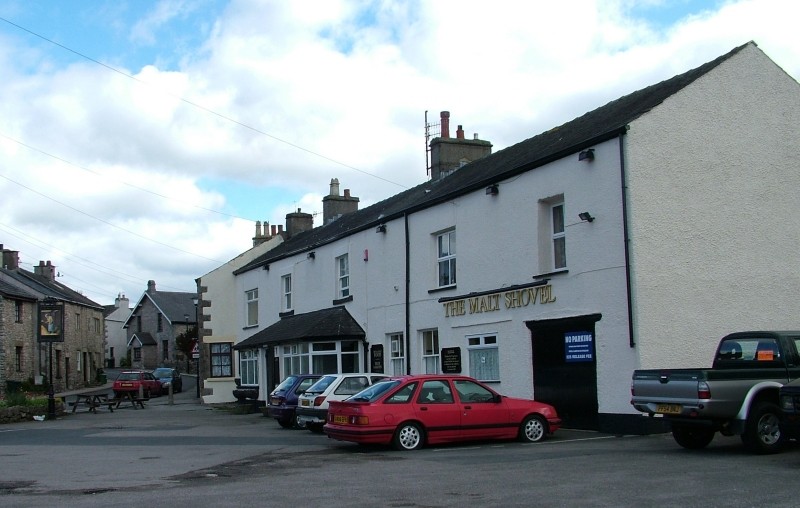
[267,374,322,428]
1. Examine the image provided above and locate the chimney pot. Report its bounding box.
[344,189,351,198]
[329,178,340,196]
[456,125,464,139]
[440,111,450,139]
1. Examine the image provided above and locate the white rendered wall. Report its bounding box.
[201,235,282,404]
[625,44,800,371]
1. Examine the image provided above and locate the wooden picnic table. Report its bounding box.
[112,392,149,409]
[71,393,114,413]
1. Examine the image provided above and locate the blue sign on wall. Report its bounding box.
[565,331,594,362]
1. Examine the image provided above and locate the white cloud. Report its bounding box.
[0,0,797,304]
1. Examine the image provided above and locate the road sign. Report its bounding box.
[191,342,199,359]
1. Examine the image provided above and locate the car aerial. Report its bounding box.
[152,367,183,394]
[324,374,561,450]
[112,370,162,399]
[267,374,322,428]
[296,373,389,432]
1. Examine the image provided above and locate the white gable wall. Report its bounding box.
[626,43,800,371]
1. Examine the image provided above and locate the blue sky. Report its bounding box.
[0,0,797,303]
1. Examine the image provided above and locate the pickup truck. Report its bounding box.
[631,331,800,454]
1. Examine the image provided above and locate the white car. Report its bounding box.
[295,373,388,432]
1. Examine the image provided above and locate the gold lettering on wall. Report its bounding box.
[443,284,557,317]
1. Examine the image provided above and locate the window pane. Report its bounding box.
[552,204,564,234]
[554,237,566,269]
[469,348,499,381]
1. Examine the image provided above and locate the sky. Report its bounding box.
[0,0,798,306]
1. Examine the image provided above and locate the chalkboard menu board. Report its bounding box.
[441,347,462,373]
[370,344,384,373]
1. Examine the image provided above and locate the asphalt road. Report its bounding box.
[2,390,800,507]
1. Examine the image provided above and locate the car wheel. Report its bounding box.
[307,423,325,434]
[742,401,785,454]
[113,391,122,399]
[294,416,307,430]
[519,415,547,443]
[672,425,715,449]
[144,388,151,399]
[393,422,424,451]
[277,419,294,429]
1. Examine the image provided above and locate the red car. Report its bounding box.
[324,375,561,450]
[112,370,162,399]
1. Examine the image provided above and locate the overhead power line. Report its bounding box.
[0,15,408,189]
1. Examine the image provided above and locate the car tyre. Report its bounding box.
[393,422,424,451]
[672,425,715,449]
[519,415,547,443]
[741,401,785,454]
[277,419,294,429]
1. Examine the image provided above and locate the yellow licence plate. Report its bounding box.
[121,383,133,388]
[656,404,682,415]
[333,415,347,424]
[301,400,310,407]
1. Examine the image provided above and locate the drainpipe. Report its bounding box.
[404,213,411,374]
[618,131,635,347]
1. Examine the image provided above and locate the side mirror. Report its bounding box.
[493,394,503,403]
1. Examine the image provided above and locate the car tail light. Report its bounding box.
[314,396,326,406]
[350,415,369,425]
[698,381,711,399]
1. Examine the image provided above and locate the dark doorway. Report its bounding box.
[528,314,600,430]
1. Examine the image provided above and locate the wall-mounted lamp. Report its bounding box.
[485,184,499,196]
[307,251,316,259]
[376,224,387,233]
[262,264,269,271]
[578,149,595,161]
[578,212,595,222]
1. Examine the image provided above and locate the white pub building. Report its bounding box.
[199,42,800,433]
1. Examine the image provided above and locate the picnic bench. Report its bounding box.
[70,393,115,413]
[111,391,150,409]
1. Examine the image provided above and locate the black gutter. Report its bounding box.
[618,130,635,347]
[404,212,411,375]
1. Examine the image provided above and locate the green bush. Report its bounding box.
[2,391,28,407]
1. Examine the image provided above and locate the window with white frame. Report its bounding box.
[437,230,456,287]
[467,334,499,381]
[245,288,258,327]
[390,333,405,376]
[281,274,292,311]
[422,329,440,374]
[552,202,566,270]
[240,349,258,385]
[336,254,350,298]
[280,341,360,376]
[282,343,310,375]
[210,343,233,377]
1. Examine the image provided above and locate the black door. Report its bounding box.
[528,315,600,430]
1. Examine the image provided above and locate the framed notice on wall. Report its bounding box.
[564,331,594,362]
[371,344,385,373]
[441,347,462,374]
[38,300,65,343]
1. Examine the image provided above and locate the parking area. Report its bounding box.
[2,401,800,507]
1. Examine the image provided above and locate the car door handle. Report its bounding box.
[464,406,472,410]
[420,407,428,411]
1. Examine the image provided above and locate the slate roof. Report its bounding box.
[0,278,38,301]
[129,332,157,347]
[234,307,365,350]
[124,290,198,327]
[235,42,752,275]
[0,267,102,309]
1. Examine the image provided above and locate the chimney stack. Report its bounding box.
[1,245,20,270]
[285,208,314,237]
[440,111,450,139]
[323,179,359,224]
[456,125,464,139]
[34,260,57,281]
[147,280,156,293]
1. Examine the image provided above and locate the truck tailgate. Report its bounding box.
[631,369,705,408]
